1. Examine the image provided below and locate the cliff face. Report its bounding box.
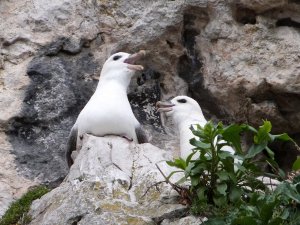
[0,0,300,219]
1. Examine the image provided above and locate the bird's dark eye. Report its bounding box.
[177,99,187,103]
[113,55,122,61]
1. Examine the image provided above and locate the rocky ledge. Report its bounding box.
[28,135,203,225]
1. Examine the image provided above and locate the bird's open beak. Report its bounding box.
[124,50,146,71]
[156,101,175,112]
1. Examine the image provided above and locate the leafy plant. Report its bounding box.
[204,175,300,225]
[165,120,300,223]
[0,186,49,225]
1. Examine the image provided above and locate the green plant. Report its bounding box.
[0,186,49,225]
[204,175,300,225]
[166,120,300,224]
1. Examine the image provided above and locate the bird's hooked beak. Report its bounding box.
[124,50,146,71]
[156,101,175,113]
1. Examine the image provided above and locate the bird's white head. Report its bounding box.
[156,95,204,125]
[100,51,146,84]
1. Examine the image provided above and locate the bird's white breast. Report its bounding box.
[76,81,139,141]
[178,119,207,159]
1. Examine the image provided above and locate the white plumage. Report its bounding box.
[157,95,235,159]
[66,51,147,167]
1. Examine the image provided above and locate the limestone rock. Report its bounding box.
[1,0,300,218]
[0,132,36,216]
[28,136,200,225]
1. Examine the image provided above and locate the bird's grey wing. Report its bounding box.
[135,125,148,144]
[66,125,78,168]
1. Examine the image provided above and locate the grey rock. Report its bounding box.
[28,136,197,225]
[7,49,99,185]
[1,0,300,218]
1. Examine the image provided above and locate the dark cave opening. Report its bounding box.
[166,40,175,49]
[289,0,300,4]
[234,7,257,25]
[177,11,228,121]
[276,17,300,28]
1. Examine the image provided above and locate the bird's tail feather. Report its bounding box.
[66,125,78,168]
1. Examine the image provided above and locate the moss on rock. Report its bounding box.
[0,186,49,225]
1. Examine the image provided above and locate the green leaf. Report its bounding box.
[216,142,230,151]
[184,162,195,176]
[196,187,206,201]
[229,186,242,202]
[216,183,227,196]
[268,217,283,225]
[199,150,212,160]
[234,163,247,173]
[269,133,293,142]
[175,176,188,185]
[260,202,277,223]
[218,151,235,160]
[202,218,227,225]
[275,182,300,204]
[222,157,235,173]
[228,172,238,183]
[190,125,206,139]
[264,146,275,159]
[233,216,257,225]
[222,124,244,153]
[213,195,227,207]
[190,138,211,149]
[292,157,300,171]
[166,160,177,168]
[280,208,290,220]
[278,168,285,178]
[246,125,258,133]
[186,150,198,165]
[216,171,230,181]
[253,120,272,144]
[166,170,183,180]
[191,175,200,187]
[245,144,266,159]
[296,183,300,194]
[189,163,206,176]
[166,158,186,170]
[249,192,261,205]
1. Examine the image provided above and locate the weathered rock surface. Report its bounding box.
[28,135,203,225]
[1,0,300,218]
[0,133,36,216]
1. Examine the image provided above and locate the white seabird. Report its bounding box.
[66,50,148,167]
[156,95,235,159]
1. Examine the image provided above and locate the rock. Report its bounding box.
[28,136,200,225]
[1,0,300,218]
[161,216,206,225]
[0,132,36,216]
